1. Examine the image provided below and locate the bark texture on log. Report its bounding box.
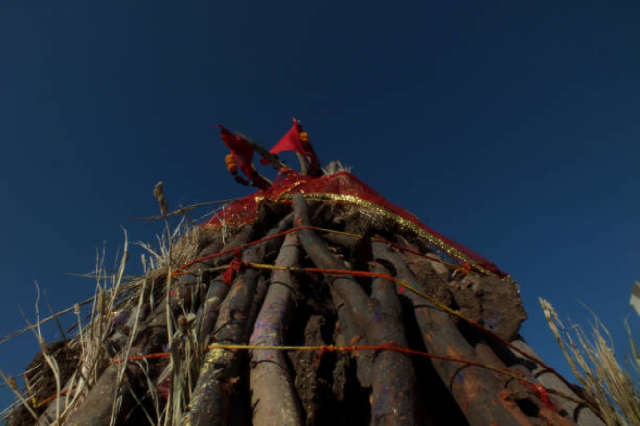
[507,337,606,426]
[293,194,421,426]
[196,275,230,348]
[64,364,142,426]
[368,265,422,426]
[183,262,262,426]
[249,232,304,426]
[474,341,576,426]
[372,242,525,426]
[184,213,294,426]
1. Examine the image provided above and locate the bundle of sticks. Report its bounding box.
[9,193,605,426]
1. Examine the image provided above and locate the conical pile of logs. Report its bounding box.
[6,195,605,426]
[4,126,608,426]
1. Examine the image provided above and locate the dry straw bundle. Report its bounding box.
[541,298,640,426]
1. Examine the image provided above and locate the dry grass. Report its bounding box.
[322,160,352,175]
[0,193,231,426]
[540,298,640,426]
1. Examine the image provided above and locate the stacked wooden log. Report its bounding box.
[8,194,605,426]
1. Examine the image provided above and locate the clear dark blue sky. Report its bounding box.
[1,0,639,412]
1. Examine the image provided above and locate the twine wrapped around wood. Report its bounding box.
[6,156,601,426]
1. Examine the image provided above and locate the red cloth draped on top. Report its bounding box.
[204,169,507,278]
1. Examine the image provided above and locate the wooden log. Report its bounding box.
[209,224,255,267]
[197,230,225,261]
[292,193,372,325]
[293,193,421,425]
[246,275,269,344]
[249,232,304,426]
[323,232,358,251]
[192,219,288,347]
[191,222,275,347]
[184,215,293,426]
[196,211,291,349]
[293,194,376,385]
[368,263,421,426]
[235,132,286,172]
[372,242,528,426]
[183,258,261,425]
[260,212,294,260]
[64,364,142,426]
[474,341,577,426]
[333,289,373,387]
[196,275,230,347]
[293,194,375,386]
[64,322,169,426]
[507,337,606,426]
[230,275,268,426]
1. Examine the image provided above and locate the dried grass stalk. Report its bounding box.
[540,298,640,426]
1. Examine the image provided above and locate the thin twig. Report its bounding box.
[235,132,286,171]
[33,282,62,422]
[0,369,40,422]
[0,297,94,348]
[130,199,238,222]
[44,290,67,341]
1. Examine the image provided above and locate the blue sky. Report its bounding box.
[1,0,639,413]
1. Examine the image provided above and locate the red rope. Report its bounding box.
[35,388,69,408]
[524,382,558,412]
[173,225,458,277]
[108,343,496,368]
[222,249,243,285]
[168,225,580,407]
[107,342,530,381]
[35,341,577,412]
[240,263,581,400]
[110,352,172,364]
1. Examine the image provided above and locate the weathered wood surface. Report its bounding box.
[294,193,420,426]
[508,337,606,426]
[183,255,262,426]
[474,341,576,426]
[63,364,142,426]
[184,213,294,426]
[368,264,423,426]
[372,241,526,426]
[249,232,304,426]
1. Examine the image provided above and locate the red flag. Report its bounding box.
[218,125,255,178]
[260,122,309,164]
